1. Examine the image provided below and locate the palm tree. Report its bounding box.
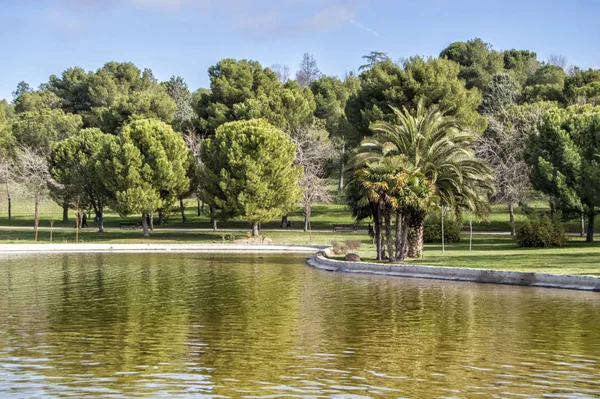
[348,156,437,261]
[357,99,493,257]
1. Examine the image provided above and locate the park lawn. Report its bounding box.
[330,234,600,276]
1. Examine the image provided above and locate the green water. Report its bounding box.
[0,253,599,398]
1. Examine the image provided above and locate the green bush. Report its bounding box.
[423,213,462,244]
[515,215,567,247]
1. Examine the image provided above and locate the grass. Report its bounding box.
[1,192,600,276]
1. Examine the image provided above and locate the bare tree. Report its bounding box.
[477,106,546,235]
[296,53,321,88]
[17,147,52,242]
[547,53,568,70]
[271,64,291,83]
[290,127,334,231]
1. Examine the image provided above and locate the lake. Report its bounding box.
[1,253,599,398]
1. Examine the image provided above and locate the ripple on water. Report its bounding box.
[0,252,599,398]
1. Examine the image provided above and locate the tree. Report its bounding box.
[95,118,191,237]
[503,49,539,85]
[360,100,493,257]
[359,51,390,71]
[12,81,32,102]
[440,38,505,91]
[346,57,486,141]
[527,105,600,242]
[290,127,334,231]
[547,54,568,70]
[271,64,291,83]
[480,73,521,113]
[46,62,177,132]
[14,90,61,113]
[163,76,194,131]
[196,59,315,132]
[348,155,436,261]
[296,53,321,88]
[11,109,82,151]
[478,103,551,235]
[563,68,600,105]
[17,147,52,242]
[310,74,360,193]
[50,128,114,232]
[200,119,302,236]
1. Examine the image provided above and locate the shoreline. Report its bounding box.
[0,243,598,291]
[0,243,328,254]
[307,253,600,292]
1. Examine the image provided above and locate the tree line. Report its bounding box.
[1,38,600,256]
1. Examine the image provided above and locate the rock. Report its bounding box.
[344,253,361,262]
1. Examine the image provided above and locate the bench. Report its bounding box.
[332,224,357,233]
[120,222,141,230]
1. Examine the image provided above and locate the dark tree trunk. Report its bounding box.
[97,210,104,233]
[251,222,259,237]
[281,215,288,229]
[180,198,187,223]
[62,202,69,223]
[141,214,150,237]
[508,202,516,236]
[197,200,201,217]
[158,210,165,226]
[5,182,11,220]
[586,211,595,243]
[580,212,585,238]
[374,208,383,261]
[394,210,402,260]
[385,210,394,262]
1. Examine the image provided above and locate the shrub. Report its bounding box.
[331,239,362,255]
[423,213,462,244]
[515,214,567,247]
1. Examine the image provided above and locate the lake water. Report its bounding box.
[1,253,599,398]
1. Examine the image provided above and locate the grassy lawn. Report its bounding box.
[1,193,600,276]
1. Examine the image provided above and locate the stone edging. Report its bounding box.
[307,253,600,292]
[0,243,328,254]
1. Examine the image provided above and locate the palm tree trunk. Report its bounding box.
[394,210,402,260]
[407,222,424,258]
[374,208,383,261]
[398,217,410,261]
[385,210,394,261]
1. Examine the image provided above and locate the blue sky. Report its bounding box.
[1,0,599,101]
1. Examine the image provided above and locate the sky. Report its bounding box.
[1,0,600,101]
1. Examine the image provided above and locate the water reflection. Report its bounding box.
[0,253,599,398]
